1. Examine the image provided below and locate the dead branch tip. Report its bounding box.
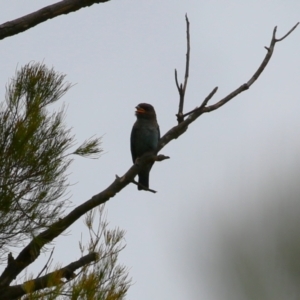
[275,22,299,42]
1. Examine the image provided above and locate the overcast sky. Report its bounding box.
[0,1,300,299]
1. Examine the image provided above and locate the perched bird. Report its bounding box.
[130,103,160,190]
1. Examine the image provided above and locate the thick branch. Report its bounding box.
[0,152,160,287]
[0,0,111,41]
[0,253,97,300]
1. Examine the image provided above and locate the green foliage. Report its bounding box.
[0,62,129,299]
[67,207,130,300]
[73,137,102,159]
[0,62,102,262]
[21,207,131,300]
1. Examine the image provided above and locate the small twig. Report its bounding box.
[199,87,219,109]
[182,87,218,118]
[182,14,190,94]
[175,14,191,123]
[275,22,299,42]
[154,154,170,161]
[174,69,180,93]
[36,247,54,279]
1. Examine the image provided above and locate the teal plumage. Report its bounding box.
[130,103,160,190]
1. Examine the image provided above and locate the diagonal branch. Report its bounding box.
[181,87,218,118]
[180,22,299,119]
[0,153,162,287]
[203,22,299,113]
[0,21,298,293]
[0,0,111,41]
[0,252,97,300]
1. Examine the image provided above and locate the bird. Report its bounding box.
[130,103,160,190]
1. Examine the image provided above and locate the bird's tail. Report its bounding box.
[137,163,153,190]
[138,172,149,190]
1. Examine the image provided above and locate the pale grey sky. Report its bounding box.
[0,1,300,299]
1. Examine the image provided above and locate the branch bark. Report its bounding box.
[0,0,111,41]
[0,152,160,287]
[180,22,299,118]
[0,252,97,300]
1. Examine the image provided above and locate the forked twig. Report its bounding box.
[180,22,299,119]
[275,22,299,42]
[159,21,299,154]
[203,22,299,113]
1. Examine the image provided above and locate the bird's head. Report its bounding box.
[135,103,156,120]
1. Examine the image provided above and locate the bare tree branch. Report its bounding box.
[174,69,181,93]
[0,0,111,41]
[0,252,97,300]
[182,14,190,95]
[275,22,299,42]
[159,23,298,150]
[0,21,297,296]
[0,151,163,287]
[176,14,191,123]
[178,22,299,120]
[182,87,218,118]
[204,22,299,113]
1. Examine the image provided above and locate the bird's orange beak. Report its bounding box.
[135,106,145,114]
